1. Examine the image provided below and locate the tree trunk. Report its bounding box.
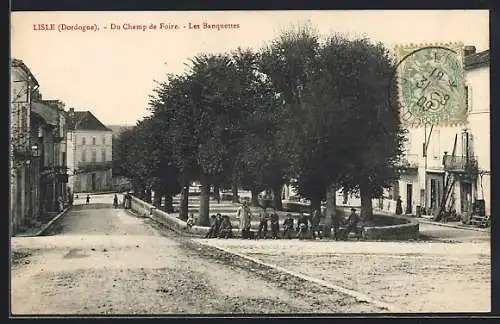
[153,191,162,208]
[360,182,373,222]
[310,197,321,214]
[199,180,210,226]
[179,184,189,221]
[251,188,259,206]
[272,184,283,211]
[324,183,337,238]
[231,176,239,203]
[165,195,174,213]
[213,185,220,201]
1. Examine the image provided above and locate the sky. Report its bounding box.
[11,10,489,126]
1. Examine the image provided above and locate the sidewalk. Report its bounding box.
[417,218,490,233]
[14,207,71,237]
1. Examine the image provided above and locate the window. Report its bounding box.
[82,137,86,145]
[91,150,97,162]
[92,137,96,145]
[81,150,86,162]
[102,136,106,145]
[465,86,469,111]
[101,149,106,162]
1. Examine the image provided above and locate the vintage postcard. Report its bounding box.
[10,10,490,315]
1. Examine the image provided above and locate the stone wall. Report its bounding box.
[129,195,418,241]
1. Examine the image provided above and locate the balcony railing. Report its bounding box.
[76,161,112,174]
[41,165,69,176]
[443,155,478,173]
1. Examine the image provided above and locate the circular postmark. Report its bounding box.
[391,45,467,127]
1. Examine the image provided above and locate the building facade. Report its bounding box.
[31,100,68,218]
[395,47,490,219]
[66,108,113,193]
[10,59,39,233]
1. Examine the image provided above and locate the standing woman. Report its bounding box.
[237,201,252,238]
[113,194,119,208]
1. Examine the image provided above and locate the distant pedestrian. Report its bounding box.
[57,196,64,212]
[86,194,90,205]
[270,209,280,239]
[257,206,269,239]
[347,208,360,235]
[113,194,119,208]
[396,196,403,215]
[237,201,252,238]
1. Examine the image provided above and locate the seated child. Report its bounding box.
[218,216,233,239]
[186,213,195,230]
[205,214,219,238]
[270,211,280,239]
[296,213,309,239]
[282,215,295,239]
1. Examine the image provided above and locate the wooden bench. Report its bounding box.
[470,215,490,228]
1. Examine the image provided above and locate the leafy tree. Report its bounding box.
[310,35,405,222]
[259,24,322,211]
[149,73,199,220]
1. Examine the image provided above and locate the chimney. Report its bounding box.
[69,107,75,116]
[463,45,476,57]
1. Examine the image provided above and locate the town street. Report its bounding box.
[11,194,490,314]
[11,194,384,315]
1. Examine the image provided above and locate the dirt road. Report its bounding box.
[196,239,490,313]
[11,199,384,315]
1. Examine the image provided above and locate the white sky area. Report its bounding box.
[11,10,489,126]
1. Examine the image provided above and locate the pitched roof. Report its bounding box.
[465,49,489,70]
[11,58,40,87]
[66,110,112,131]
[31,102,58,126]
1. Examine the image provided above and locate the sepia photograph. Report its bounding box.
[10,10,490,315]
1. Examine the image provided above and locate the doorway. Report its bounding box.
[406,183,413,214]
[460,182,472,213]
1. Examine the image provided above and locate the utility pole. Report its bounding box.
[422,123,434,213]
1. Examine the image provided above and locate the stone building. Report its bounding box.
[31,100,68,218]
[10,59,39,233]
[394,46,490,219]
[66,108,113,193]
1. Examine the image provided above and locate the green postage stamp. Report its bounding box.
[394,43,467,128]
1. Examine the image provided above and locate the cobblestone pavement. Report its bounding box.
[194,238,490,313]
[11,200,386,315]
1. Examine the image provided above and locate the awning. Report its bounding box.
[31,102,58,126]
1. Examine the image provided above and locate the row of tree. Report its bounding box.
[113,24,406,232]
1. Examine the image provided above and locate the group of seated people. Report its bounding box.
[205,213,234,239]
[197,207,362,240]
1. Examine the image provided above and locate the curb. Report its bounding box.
[417,219,490,233]
[36,207,71,236]
[197,241,401,313]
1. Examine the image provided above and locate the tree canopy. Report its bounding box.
[113,23,405,228]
